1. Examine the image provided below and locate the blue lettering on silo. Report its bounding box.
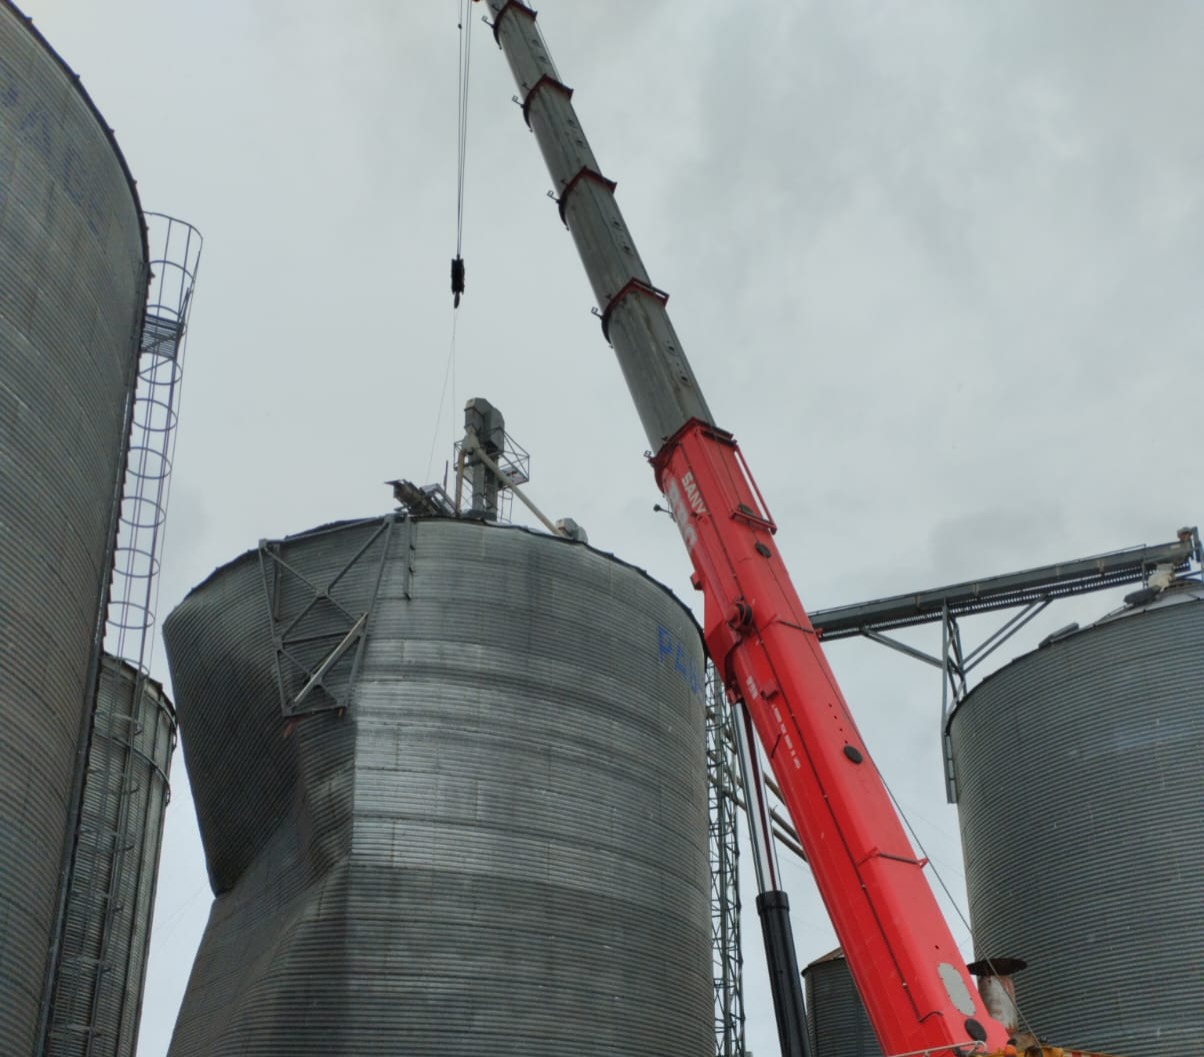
[657,623,704,699]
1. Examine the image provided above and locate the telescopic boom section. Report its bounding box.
[486,4,1011,1055]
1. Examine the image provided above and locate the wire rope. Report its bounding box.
[426,3,475,480]
[455,0,473,260]
[877,765,1039,1044]
[425,309,461,483]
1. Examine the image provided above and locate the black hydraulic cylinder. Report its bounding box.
[756,889,814,1057]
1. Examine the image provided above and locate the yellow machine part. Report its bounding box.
[981,1047,1125,1057]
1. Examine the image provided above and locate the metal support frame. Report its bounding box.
[865,599,1052,801]
[706,663,746,1057]
[812,528,1201,642]
[43,215,200,1057]
[454,426,531,525]
[457,429,565,537]
[258,515,400,718]
[389,479,457,518]
[809,526,1202,801]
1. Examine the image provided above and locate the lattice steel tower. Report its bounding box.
[707,663,746,1057]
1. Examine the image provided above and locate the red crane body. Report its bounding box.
[656,422,1007,1055]
[484,3,1014,1054]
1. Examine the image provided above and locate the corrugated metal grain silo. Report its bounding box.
[803,948,883,1057]
[44,656,176,1057]
[162,515,713,1057]
[0,2,147,1048]
[947,583,1204,1057]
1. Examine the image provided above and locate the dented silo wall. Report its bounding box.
[163,516,713,1057]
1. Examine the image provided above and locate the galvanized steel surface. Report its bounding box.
[163,517,712,1056]
[948,587,1204,1057]
[44,656,175,1057]
[44,214,196,1057]
[803,949,883,1057]
[0,5,146,1051]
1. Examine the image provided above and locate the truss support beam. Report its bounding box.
[811,528,1202,802]
[258,516,398,717]
[812,529,1200,641]
[706,665,745,1057]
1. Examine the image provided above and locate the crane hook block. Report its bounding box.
[451,255,466,308]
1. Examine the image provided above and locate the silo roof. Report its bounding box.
[947,577,1204,730]
[177,513,703,636]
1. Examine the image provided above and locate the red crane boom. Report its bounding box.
[484,3,1030,1054]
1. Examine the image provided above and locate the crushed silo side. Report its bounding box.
[163,515,713,1056]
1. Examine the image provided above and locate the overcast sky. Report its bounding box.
[15,2,1204,1054]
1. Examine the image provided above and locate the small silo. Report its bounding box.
[803,948,883,1057]
[0,2,147,1049]
[948,582,1204,1057]
[43,656,176,1056]
[163,515,713,1056]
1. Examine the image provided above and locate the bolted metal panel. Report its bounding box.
[0,3,147,1050]
[948,585,1204,1057]
[803,948,883,1057]
[162,516,713,1057]
[44,656,175,1057]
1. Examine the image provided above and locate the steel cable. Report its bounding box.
[877,766,1040,1045]
[427,5,475,480]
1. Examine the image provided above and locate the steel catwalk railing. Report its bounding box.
[43,214,201,1057]
[707,663,746,1057]
[104,214,203,674]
